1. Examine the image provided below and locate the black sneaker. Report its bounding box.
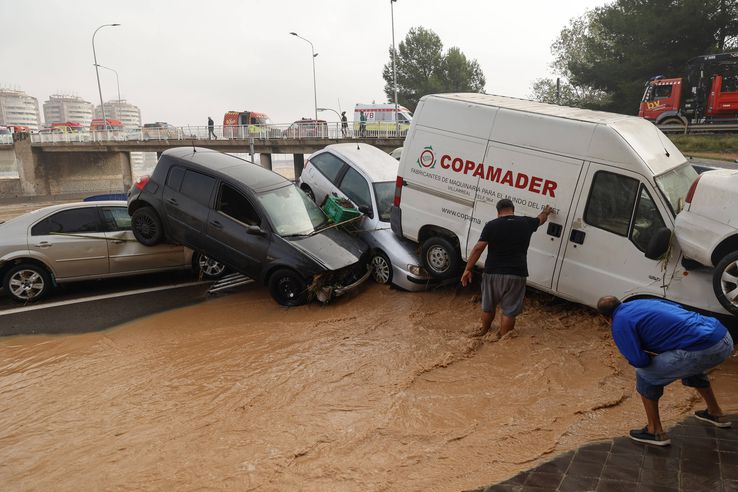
[694,410,732,428]
[629,426,671,446]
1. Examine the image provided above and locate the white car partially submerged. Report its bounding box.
[675,168,738,315]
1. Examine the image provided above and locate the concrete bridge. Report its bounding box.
[0,135,404,203]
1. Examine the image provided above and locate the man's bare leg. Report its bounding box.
[478,310,495,336]
[641,395,665,434]
[499,314,516,336]
[696,386,724,416]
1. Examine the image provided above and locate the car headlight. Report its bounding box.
[407,264,425,276]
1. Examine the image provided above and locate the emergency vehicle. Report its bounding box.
[354,103,412,135]
[391,93,733,320]
[223,111,274,138]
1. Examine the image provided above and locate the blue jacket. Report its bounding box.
[611,299,727,368]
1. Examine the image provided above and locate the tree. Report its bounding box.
[382,27,486,111]
[531,0,738,114]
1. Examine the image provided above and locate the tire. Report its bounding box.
[194,253,227,280]
[131,206,163,246]
[268,268,309,306]
[370,250,393,285]
[3,263,52,303]
[713,251,738,316]
[301,185,316,202]
[420,236,462,279]
[657,117,686,129]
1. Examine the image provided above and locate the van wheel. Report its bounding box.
[370,251,393,285]
[421,236,462,279]
[131,206,163,246]
[3,263,51,303]
[713,251,738,316]
[269,268,309,306]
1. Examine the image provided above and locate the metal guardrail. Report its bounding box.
[0,135,12,145]
[658,123,738,134]
[29,122,408,144]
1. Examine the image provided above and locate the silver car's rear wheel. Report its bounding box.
[195,254,227,279]
[3,264,51,303]
[370,251,392,285]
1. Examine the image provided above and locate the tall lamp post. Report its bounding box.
[92,23,120,129]
[290,32,318,122]
[390,0,399,134]
[95,64,121,105]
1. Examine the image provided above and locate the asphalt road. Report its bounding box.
[0,271,222,336]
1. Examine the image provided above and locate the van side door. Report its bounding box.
[556,163,669,307]
[467,143,585,290]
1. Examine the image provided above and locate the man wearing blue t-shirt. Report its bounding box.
[598,296,734,446]
[461,199,553,338]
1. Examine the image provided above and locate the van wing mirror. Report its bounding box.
[645,227,671,260]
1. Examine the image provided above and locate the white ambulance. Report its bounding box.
[354,103,413,135]
[390,93,733,318]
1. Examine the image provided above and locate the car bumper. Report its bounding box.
[316,265,372,302]
[391,263,437,291]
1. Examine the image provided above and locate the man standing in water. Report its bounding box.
[597,296,734,446]
[461,199,553,338]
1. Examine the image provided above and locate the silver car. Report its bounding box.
[0,201,225,302]
[298,143,435,291]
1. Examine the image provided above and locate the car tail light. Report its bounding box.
[685,175,702,204]
[393,176,404,207]
[134,175,150,191]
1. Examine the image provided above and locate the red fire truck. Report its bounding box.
[222,111,274,138]
[639,52,738,127]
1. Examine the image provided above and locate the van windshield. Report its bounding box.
[655,163,698,215]
[257,185,327,236]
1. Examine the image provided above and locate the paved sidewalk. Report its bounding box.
[476,413,738,491]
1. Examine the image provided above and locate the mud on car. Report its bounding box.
[127,147,371,306]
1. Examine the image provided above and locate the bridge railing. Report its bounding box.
[29,122,409,144]
[0,134,12,145]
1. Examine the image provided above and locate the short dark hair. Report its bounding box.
[496,199,514,212]
[597,296,621,317]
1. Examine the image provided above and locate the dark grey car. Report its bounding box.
[127,147,370,306]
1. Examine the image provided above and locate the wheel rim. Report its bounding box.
[133,214,157,239]
[304,188,315,201]
[277,276,302,301]
[371,255,391,284]
[8,269,45,300]
[426,245,450,273]
[720,259,738,307]
[198,256,225,277]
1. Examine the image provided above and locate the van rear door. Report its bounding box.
[556,162,670,306]
[467,142,584,290]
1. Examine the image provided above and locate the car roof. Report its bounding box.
[161,147,288,192]
[0,200,126,227]
[320,143,398,183]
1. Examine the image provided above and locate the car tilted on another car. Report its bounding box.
[0,201,225,303]
[298,143,433,291]
[127,147,371,306]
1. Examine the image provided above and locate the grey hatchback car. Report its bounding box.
[127,147,371,306]
[0,201,225,302]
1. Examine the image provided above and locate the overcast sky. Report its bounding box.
[1,0,607,126]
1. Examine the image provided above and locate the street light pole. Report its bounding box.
[95,64,121,106]
[290,32,318,122]
[92,23,120,130]
[390,0,399,134]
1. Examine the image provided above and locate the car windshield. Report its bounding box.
[373,181,394,222]
[655,163,698,215]
[257,185,327,236]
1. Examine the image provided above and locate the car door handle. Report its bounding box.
[34,241,52,248]
[210,220,223,229]
[167,198,178,205]
[569,229,586,245]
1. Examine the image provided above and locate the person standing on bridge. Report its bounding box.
[208,116,217,140]
[341,111,348,137]
[359,111,367,137]
[461,199,554,339]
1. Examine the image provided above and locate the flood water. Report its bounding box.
[1,284,736,491]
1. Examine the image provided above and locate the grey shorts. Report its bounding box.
[481,273,526,316]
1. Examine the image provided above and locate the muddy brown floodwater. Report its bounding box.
[1,284,737,491]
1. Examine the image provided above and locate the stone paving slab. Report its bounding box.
[476,413,738,492]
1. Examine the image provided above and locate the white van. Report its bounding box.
[390,93,732,318]
[354,103,412,135]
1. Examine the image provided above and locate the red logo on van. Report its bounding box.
[418,146,436,169]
